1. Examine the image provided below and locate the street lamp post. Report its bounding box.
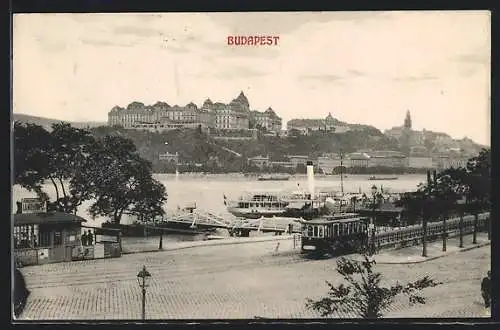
[459,206,464,248]
[159,228,164,250]
[137,265,152,320]
[472,198,478,245]
[369,185,378,256]
[441,212,447,252]
[159,216,165,250]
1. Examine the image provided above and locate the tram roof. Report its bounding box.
[305,214,368,224]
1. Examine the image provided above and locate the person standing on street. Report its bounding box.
[87,230,94,246]
[81,231,88,246]
[481,270,491,308]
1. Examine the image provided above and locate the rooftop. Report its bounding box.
[14,212,88,226]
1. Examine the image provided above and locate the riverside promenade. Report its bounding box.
[18,233,490,320]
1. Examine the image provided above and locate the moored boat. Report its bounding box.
[257,174,291,181]
[368,176,398,181]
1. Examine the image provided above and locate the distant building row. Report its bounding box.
[285,111,480,158]
[248,150,470,172]
[107,92,282,133]
[286,113,356,134]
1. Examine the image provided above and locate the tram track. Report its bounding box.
[23,252,311,289]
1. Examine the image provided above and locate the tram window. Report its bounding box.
[308,226,313,237]
[333,224,338,236]
[319,227,324,237]
[313,226,318,237]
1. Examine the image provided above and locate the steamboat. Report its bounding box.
[225,161,346,219]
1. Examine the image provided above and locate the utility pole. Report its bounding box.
[142,284,146,320]
[339,150,344,197]
[431,170,447,253]
[459,210,464,248]
[422,170,431,258]
[422,202,427,257]
[159,216,165,250]
[473,212,478,244]
[442,213,447,252]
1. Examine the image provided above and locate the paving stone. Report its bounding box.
[18,236,490,320]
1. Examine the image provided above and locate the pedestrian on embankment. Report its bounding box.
[87,230,94,246]
[481,270,491,308]
[81,231,88,246]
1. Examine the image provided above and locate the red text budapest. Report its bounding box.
[227,36,280,46]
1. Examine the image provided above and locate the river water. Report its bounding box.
[12,173,426,228]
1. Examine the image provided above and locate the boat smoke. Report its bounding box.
[306,160,315,197]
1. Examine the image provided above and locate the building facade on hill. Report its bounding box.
[247,155,270,168]
[287,113,350,135]
[286,155,309,167]
[408,146,433,168]
[367,150,408,167]
[159,152,179,164]
[408,156,433,168]
[317,155,343,173]
[250,107,282,132]
[432,154,469,169]
[384,111,474,155]
[107,92,282,133]
[317,146,475,171]
[348,152,371,168]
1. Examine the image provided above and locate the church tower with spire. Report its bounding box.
[404,110,412,129]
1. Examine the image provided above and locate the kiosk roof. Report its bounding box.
[13,212,88,226]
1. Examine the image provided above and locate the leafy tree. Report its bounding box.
[14,121,94,212]
[465,148,491,211]
[15,122,168,223]
[72,134,167,224]
[47,123,95,212]
[14,121,52,196]
[306,255,441,318]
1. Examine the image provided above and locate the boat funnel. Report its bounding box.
[306,160,315,197]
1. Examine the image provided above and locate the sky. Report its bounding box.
[13,11,491,145]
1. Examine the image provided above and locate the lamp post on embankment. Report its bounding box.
[487,211,491,241]
[457,199,465,248]
[369,185,378,256]
[421,170,433,258]
[472,197,478,245]
[158,216,165,250]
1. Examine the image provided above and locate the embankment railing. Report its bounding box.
[373,212,489,250]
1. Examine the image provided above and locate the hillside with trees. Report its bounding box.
[87,125,400,173]
[13,113,486,174]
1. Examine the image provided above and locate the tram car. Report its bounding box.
[300,213,370,257]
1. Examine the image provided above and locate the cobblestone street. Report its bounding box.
[18,236,491,320]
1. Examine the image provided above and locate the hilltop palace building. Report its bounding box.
[107,92,282,133]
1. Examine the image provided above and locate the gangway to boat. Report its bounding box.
[165,209,236,230]
[142,208,305,236]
